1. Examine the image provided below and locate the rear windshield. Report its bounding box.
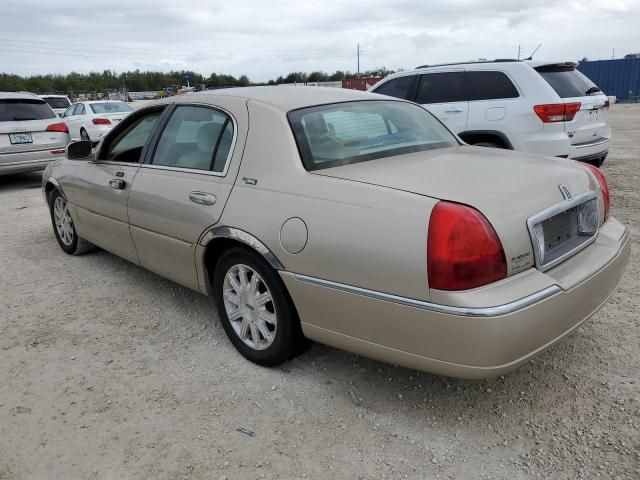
[42,97,70,109]
[535,65,600,98]
[89,102,133,114]
[288,100,458,171]
[0,99,56,122]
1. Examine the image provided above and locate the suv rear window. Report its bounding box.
[467,71,519,100]
[288,100,458,171]
[372,76,415,100]
[415,72,466,104]
[0,99,56,122]
[42,97,70,109]
[535,65,600,98]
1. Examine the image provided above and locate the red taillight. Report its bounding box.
[427,202,507,291]
[584,164,610,222]
[46,122,69,133]
[533,102,581,123]
[92,118,111,125]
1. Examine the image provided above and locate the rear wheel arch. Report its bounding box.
[458,130,513,149]
[44,178,64,205]
[200,227,285,294]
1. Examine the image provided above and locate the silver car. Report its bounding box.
[42,87,629,378]
[1,92,70,176]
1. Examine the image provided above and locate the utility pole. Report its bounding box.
[357,43,361,77]
[611,49,615,60]
[517,45,521,60]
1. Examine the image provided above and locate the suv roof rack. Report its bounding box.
[414,59,521,69]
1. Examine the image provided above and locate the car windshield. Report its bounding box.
[43,97,70,109]
[288,100,458,171]
[535,65,600,98]
[89,102,133,114]
[0,99,56,121]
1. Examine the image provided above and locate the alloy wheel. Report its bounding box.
[222,264,277,351]
[53,196,74,246]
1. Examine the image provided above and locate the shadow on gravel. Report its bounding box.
[0,171,44,191]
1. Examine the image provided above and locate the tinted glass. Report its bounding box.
[536,65,599,98]
[152,105,233,172]
[76,104,85,115]
[289,100,458,171]
[63,104,77,117]
[415,72,466,104]
[373,76,415,99]
[101,111,163,162]
[90,102,133,114]
[43,97,70,109]
[467,71,519,100]
[0,99,56,122]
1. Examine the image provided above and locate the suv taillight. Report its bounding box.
[46,122,69,133]
[584,164,610,223]
[427,202,507,291]
[92,118,111,125]
[533,102,581,123]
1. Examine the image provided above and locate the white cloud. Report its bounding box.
[0,0,638,81]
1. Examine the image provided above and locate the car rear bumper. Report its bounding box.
[0,149,66,176]
[510,131,610,162]
[281,218,630,378]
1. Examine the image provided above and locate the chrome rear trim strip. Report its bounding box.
[573,137,610,149]
[293,274,561,318]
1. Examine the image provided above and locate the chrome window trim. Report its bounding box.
[527,191,599,272]
[145,103,238,177]
[293,273,561,318]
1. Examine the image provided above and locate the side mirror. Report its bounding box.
[66,140,94,160]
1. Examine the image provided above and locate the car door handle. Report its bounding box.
[109,179,126,190]
[189,191,217,205]
[444,108,463,113]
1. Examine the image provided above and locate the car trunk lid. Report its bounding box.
[0,119,68,155]
[315,146,598,276]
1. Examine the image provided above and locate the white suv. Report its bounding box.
[369,60,610,166]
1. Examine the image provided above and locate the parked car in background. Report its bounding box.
[369,60,611,166]
[39,94,72,117]
[0,91,70,176]
[62,100,133,143]
[42,87,628,378]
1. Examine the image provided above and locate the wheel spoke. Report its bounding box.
[258,311,276,325]
[249,322,260,347]
[255,318,272,343]
[227,273,242,294]
[227,308,242,321]
[238,266,249,289]
[249,274,259,295]
[223,290,240,306]
[239,318,250,338]
[255,292,272,307]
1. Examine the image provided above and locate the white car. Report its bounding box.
[369,60,611,167]
[39,94,72,117]
[62,100,134,142]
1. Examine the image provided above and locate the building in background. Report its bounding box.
[578,57,640,102]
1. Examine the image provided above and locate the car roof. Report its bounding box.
[83,100,127,104]
[162,86,389,112]
[0,91,43,100]
[39,94,70,99]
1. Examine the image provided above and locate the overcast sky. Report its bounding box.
[1,0,638,82]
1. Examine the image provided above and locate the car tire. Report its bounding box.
[213,246,308,367]
[49,190,95,255]
[473,141,503,149]
[80,128,90,142]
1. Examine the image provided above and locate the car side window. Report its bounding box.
[415,72,467,104]
[372,76,415,100]
[76,104,86,115]
[98,110,163,163]
[151,105,234,173]
[63,104,77,117]
[467,71,519,100]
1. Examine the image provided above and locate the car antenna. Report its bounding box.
[523,43,543,61]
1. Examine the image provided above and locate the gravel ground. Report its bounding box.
[1,105,638,480]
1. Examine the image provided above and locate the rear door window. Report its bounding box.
[372,76,415,100]
[0,99,56,122]
[535,65,600,98]
[76,104,86,115]
[467,71,519,100]
[415,72,466,104]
